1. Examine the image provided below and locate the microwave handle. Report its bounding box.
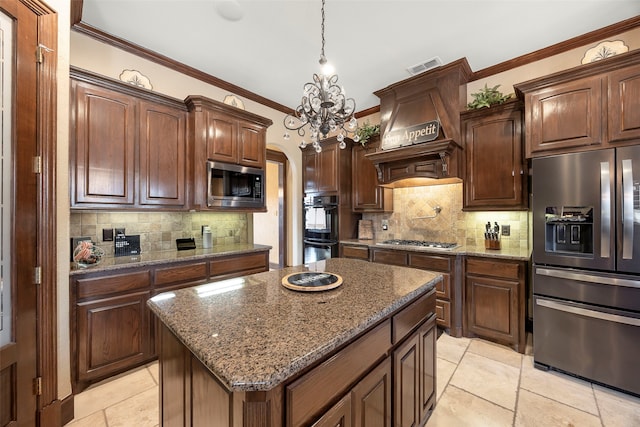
[600,161,611,259]
[622,158,634,259]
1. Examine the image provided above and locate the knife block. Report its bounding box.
[484,239,501,250]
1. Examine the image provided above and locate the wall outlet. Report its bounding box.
[115,228,125,236]
[502,225,511,236]
[381,219,389,231]
[102,228,114,242]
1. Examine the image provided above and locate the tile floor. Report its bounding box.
[66,333,640,427]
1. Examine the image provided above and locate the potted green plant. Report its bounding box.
[467,84,513,110]
[354,121,380,146]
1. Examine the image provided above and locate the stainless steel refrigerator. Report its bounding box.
[532,146,640,396]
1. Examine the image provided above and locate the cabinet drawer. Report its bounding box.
[342,245,369,260]
[76,270,151,300]
[392,288,436,344]
[286,319,391,426]
[434,274,451,299]
[435,299,451,328]
[371,249,407,266]
[466,258,520,280]
[408,253,452,272]
[154,262,208,287]
[209,252,268,279]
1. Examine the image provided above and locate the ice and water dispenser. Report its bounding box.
[544,206,593,255]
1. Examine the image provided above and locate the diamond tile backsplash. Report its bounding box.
[70,211,249,256]
[362,183,530,250]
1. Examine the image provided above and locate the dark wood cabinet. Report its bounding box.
[351,136,393,212]
[370,248,461,337]
[393,314,436,427]
[302,137,353,197]
[608,63,640,143]
[70,67,188,210]
[515,50,640,158]
[312,394,352,427]
[462,100,528,211]
[340,244,370,260]
[71,250,269,393]
[464,256,527,353]
[185,95,272,210]
[351,357,392,427]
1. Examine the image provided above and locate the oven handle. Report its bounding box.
[536,267,640,289]
[304,239,338,247]
[536,297,640,327]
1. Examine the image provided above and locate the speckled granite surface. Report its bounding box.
[342,239,531,261]
[69,243,271,275]
[147,257,440,392]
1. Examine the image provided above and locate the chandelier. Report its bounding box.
[283,0,358,152]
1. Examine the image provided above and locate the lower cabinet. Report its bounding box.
[465,256,527,353]
[71,250,269,393]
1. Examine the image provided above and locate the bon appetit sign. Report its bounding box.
[382,120,440,150]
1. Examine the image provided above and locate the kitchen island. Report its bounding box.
[148,257,441,426]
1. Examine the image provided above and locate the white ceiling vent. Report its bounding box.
[406,56,443,76]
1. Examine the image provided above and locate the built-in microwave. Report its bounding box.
[207,161,264,208]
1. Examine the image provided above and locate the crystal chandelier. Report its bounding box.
[283,0,358,153]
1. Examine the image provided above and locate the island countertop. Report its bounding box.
[147,257,441,392]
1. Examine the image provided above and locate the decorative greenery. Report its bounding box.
[355,121,380,146]
[467,84,513,110]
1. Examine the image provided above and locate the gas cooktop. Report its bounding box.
[376,239,459,250]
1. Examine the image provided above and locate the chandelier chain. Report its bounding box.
[320,0,325,60]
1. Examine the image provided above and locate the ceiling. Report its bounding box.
[78,1,640,113]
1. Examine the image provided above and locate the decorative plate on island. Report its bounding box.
[281,272,343,292]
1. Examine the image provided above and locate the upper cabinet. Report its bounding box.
[70,67,187,210]
[351,136,393,212]
[461,100,528,211]
[302,137,352,198]
[515,50,640,158]
[185,96,272,211]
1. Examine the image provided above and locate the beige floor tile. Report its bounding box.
[73,366,157,419]
[515,389,601,427]
[467,339,522,369]
[147,361,159,384]
[436,357,457,401]
[593,384,640,427]
[520,355,599,415]
[436,333,470,364]
[449,352,520,410]
[105,387,159,427]
[426,385,514,427]
[65,410,107,427]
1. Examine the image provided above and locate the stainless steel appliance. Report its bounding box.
[375,239,459,251]
[532,147,640,396]
[207,161,264,208]
[303,195,339,263]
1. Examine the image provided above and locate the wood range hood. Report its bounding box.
[366,58,473,187]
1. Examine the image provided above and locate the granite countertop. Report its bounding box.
[70,243,271,275]
[341,239,531,261]
[147,257,440,392]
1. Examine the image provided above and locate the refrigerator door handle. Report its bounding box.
[536,298,640,327]
[622,158,634,260]
[600,161,612,259]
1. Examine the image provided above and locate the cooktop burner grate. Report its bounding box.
[378,239,459,249]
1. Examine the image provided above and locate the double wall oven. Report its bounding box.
[532,147,640,396]
[303,195,339,263]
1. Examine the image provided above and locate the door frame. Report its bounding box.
[267,149,288,268]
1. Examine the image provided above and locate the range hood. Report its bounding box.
[366,58,472,187]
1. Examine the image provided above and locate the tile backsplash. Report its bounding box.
[362,183,529,250]
[70,211,249,256]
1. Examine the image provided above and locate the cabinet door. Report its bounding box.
[351,357,391,427]
[76,291,153,384]
[608,64,640,143]
[393,331,419,427]
[206,112,237,163]
[72,81,136,206]
[466,274,519,344]
[238,121,266,168]
[463,104,526,210]
[317,143,339,193]
[312,394,352,427]
[526,75,604,156]
[303,149,319,194]
[418,316,436,425]
[352,139,393,212]
[139,100,187,207]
